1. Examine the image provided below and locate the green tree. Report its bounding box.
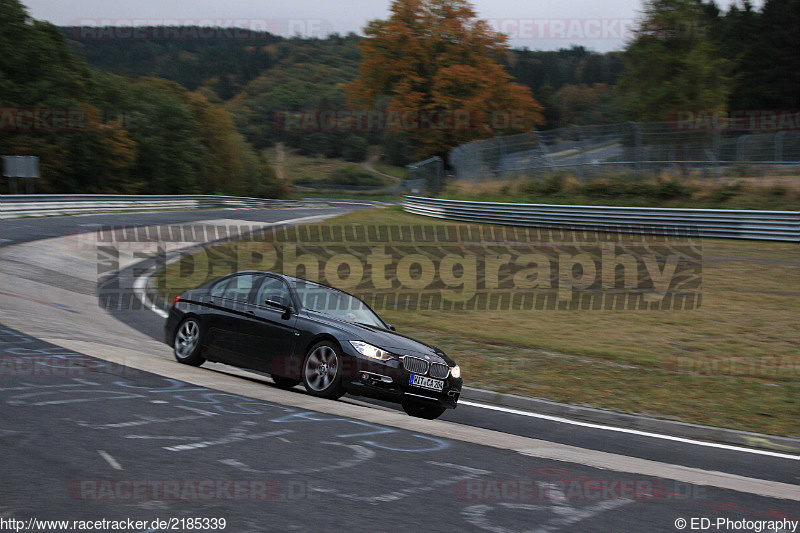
[381,131,412,166]
[555,83,627,126]
[342,135,368,162]
[0,0,284,197]
[620,0,730,121]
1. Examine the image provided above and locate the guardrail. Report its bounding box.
[403,196,800,241]
[0,194,356,219]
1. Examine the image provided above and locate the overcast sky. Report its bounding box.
[23,0,749,52]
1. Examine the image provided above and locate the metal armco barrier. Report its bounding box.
[0,195,336,219]
[403,196,800,241]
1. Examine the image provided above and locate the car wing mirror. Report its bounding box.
[265,299,292,314]
[386,324,396,331]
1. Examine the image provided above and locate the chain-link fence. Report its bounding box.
[447,122,800,182]
[406,156,444,193]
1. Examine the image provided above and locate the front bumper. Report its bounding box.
[341,348,462,409]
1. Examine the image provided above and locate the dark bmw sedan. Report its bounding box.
[164,271,462,419]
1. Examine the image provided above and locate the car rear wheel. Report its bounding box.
[302,341,346,400]
[173,318,205,367]
[272,375,301,389]
[402,401,447,420]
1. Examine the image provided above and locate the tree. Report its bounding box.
[0,0,284,197]
[554,84,627,126]
[228,35,363,150]
[730,0,799,109]
[620,0,730,121]
[342,135,368,162]
[346,0,543,159]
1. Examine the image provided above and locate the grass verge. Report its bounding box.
[441,174,800,210]
[156,207,799,436]
[263,145,406,187]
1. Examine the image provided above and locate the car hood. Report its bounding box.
[306,312,455,366]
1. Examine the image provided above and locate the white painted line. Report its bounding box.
[122,209,800,464]
[51,338,800,501]
[97,449,123,470]
[133,264,168,319]
[460,400,800,461]
[133,213,342,320]
[124,209,800,463]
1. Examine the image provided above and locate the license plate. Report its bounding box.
[409,374,444,392]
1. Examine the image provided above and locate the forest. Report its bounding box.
[1,0,797,193]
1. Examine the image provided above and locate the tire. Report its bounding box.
[272,375,301,389]
[301,341,346,400]
[173,317,205,367]
[402,401,447,420]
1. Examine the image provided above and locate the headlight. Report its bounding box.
[450,365,461,379]
[349,341,394,361]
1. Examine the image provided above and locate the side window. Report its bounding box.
[220,274,258,302]
[256,277,292,308]
[210,278,229,298]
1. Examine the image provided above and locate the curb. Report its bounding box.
[461,387,800,455]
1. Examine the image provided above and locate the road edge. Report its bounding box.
[128,212,799,456]
[460,386,800,454]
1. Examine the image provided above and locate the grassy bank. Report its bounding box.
[156,207,799,437]
[441,174,800,210]
[263,145,404,187]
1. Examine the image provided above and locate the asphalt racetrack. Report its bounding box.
[1,206,798,532]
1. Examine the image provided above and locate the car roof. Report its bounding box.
[227,271,349,295]
[224,271,386,325]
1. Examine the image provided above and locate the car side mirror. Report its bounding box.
[386,324,396,331]
[265,299,292,317]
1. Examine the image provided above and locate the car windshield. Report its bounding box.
[294,280,385,328]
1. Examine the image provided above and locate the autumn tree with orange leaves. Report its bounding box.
[346,0,544,159]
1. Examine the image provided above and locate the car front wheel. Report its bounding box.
[173,318,205,367]
[302,341,346,400]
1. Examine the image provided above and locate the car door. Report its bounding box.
[197,275,232,362]
[236,275,299,375]
[203,273,260,367]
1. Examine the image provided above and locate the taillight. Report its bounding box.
[172,296,181,307]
